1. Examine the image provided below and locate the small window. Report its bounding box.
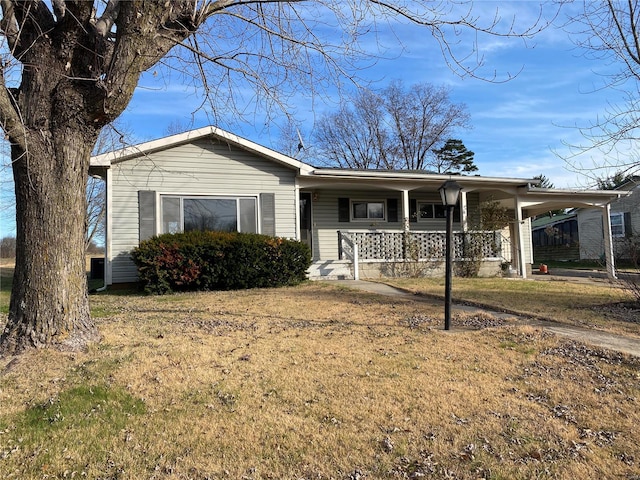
[610,212,625,237]
[352,201,385,221]
[417,201,460,222]
[418,203,434,219]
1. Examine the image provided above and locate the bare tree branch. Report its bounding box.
[559,0,640,178]
[93,0,119,38]
[0,0,19,51]
[0,74,26,151]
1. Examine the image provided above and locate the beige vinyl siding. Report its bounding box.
[577,186,640,261]
[611,184,640,235]
[310,190,468,260]
[578,208,605,260]
[110,138,297,283]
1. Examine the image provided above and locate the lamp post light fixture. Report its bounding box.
[438,180,462,331]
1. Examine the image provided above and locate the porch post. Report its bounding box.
[294,184,301,241]
[460,190,468,231]
[402,189,410,232]
[402,189,411,261]
[514,195,528,279]
[601,204,617,280]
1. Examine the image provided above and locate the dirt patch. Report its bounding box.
[591,302,640,324]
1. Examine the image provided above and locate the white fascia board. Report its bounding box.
[90,125,314,173]
[523,186,629,204]
[307,169,537,186]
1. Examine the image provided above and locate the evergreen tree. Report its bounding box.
[433,139,477,174]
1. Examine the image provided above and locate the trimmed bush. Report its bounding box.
[131,231,312,294]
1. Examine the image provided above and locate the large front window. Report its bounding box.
[162,196,257,234]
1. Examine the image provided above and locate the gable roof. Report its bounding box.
[90,125,314,174]
[89,125,629,213]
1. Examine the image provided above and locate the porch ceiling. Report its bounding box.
[516,187,628,217]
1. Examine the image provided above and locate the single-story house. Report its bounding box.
[89,126,627,286]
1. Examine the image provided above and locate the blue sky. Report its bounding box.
[0,1,636,238]
[120,2,630,186]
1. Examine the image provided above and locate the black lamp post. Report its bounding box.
[439,180,462,331]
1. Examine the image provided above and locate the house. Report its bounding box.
[89,126,626,286]
[532,178,639,264]
[577,178,639,262]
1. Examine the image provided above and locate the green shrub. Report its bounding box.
[131,231,311,294]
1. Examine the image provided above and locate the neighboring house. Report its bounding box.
[532,178,639,264]
[531,211,580,262]
[89,126,625,285]
[577,178,640,262]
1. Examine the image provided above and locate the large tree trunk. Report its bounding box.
[0,127,101,354]
[0,1,209,356]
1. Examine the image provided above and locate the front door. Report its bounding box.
[299,192,313,254]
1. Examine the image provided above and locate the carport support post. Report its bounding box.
[514,195,527,279]
[602,204,617,280]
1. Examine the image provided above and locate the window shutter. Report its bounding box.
[338,197,350,222]
[409,199,417,223]
[260,193,276,236]
[624,212,632,237]
[138,190,157,242]
[387,198,398,223]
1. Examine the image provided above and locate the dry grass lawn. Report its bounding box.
[1,280,640,479]
[384,276,640,337]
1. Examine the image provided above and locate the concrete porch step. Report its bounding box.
[308,260,354,280]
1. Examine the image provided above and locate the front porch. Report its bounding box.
[308,229,513,280]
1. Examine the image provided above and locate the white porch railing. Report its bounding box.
[337,231,359,280]
[338,229,511,264]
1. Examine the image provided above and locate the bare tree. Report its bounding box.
[0,1,550,354]
[562,1,640,180]
[314,87,389,169]
[313,81,471,170]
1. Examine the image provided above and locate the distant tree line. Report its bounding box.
[0,236,15,258]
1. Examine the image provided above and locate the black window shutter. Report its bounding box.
[387,198,398,223]
[338,197,350,222]
[409,199,417,223]
[260,193,276,236]
[624,212,632,237]
[138,190,157,242]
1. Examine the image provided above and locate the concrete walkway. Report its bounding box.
[334,280,640,358]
